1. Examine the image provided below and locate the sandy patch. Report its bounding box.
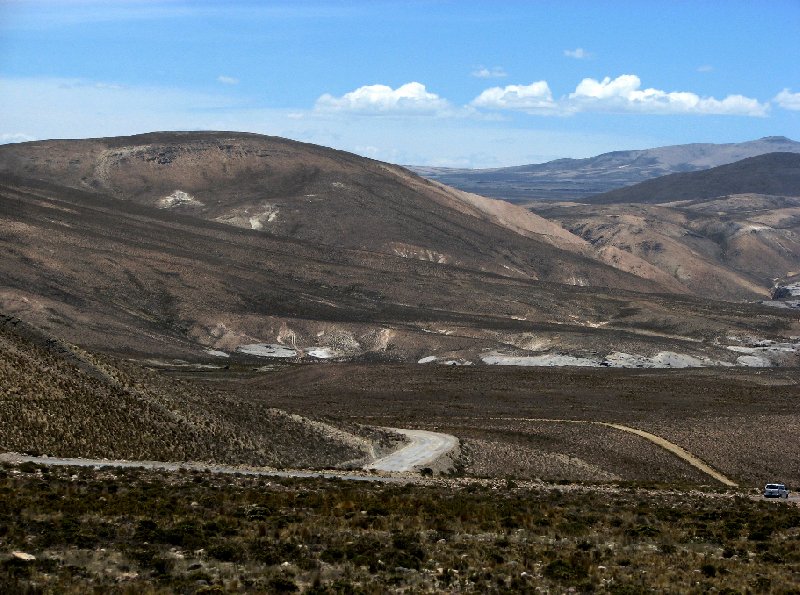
[236,343,297,358]
[308,347,336,359]
[736,355,771,367]
[482,353,603,367]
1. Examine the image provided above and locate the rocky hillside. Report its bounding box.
[0,131,622,285]
[531,193,800,302]
[520,152,800,303]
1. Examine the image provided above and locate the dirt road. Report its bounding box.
[501,417,738,487]
[364,428,459,472]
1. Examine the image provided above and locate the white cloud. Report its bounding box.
[315,82,450,114]
[217,75,239,85]
[564,48,591,59]
[471,81,556,112]
[470,74,768,117]
[568,74,769,116]
[774,89,800,111]
[0,74,774,170]
[471,66,507,79]
[696,65,714,73]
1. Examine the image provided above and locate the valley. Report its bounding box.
[411,136,800,202]
[2,131,800,593]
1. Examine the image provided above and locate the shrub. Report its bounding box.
[207,541,244,562]
[701,563,717,577]
[543,558,588,581]
[267,576,298,592]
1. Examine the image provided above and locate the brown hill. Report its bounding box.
[531,193,800,301]
[0,131,632,286]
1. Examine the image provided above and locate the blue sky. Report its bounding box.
[1,0,798,167]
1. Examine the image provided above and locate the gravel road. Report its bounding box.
[491,417,739,487]
[364,428,459,472]
[0,428,460,481]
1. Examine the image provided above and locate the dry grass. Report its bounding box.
[636,414,800,489]
[456,422,710,483]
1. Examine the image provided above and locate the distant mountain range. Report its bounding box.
[586,152,800,204]
[409,136,800,202]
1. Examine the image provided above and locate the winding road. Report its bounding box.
[364,428,459,472]
[0,428,460,481]
[0,420,738,487]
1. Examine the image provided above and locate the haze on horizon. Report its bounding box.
[0,0,798,168]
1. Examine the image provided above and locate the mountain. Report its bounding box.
[409,137,800,202]
[0,131,601,280]
[586,152,800,205]
[1,132,798,369]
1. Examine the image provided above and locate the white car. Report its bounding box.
[763,483,789,498]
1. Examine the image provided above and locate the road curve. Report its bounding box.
[364,428,459,472]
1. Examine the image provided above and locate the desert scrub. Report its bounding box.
[2,463,800,593]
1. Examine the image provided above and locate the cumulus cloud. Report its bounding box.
[217,75,239,85]
[470,74,768,117]
[774,89,800,111]
[568,74,769,116]
[315,82,450,114]
[471,66,507,79]
[471,81,556,112]
[564,48,591,59]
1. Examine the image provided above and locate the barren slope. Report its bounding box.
[1,133,798,367]
[529,152,800,302]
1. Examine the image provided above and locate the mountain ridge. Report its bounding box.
[409,136,800,202]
